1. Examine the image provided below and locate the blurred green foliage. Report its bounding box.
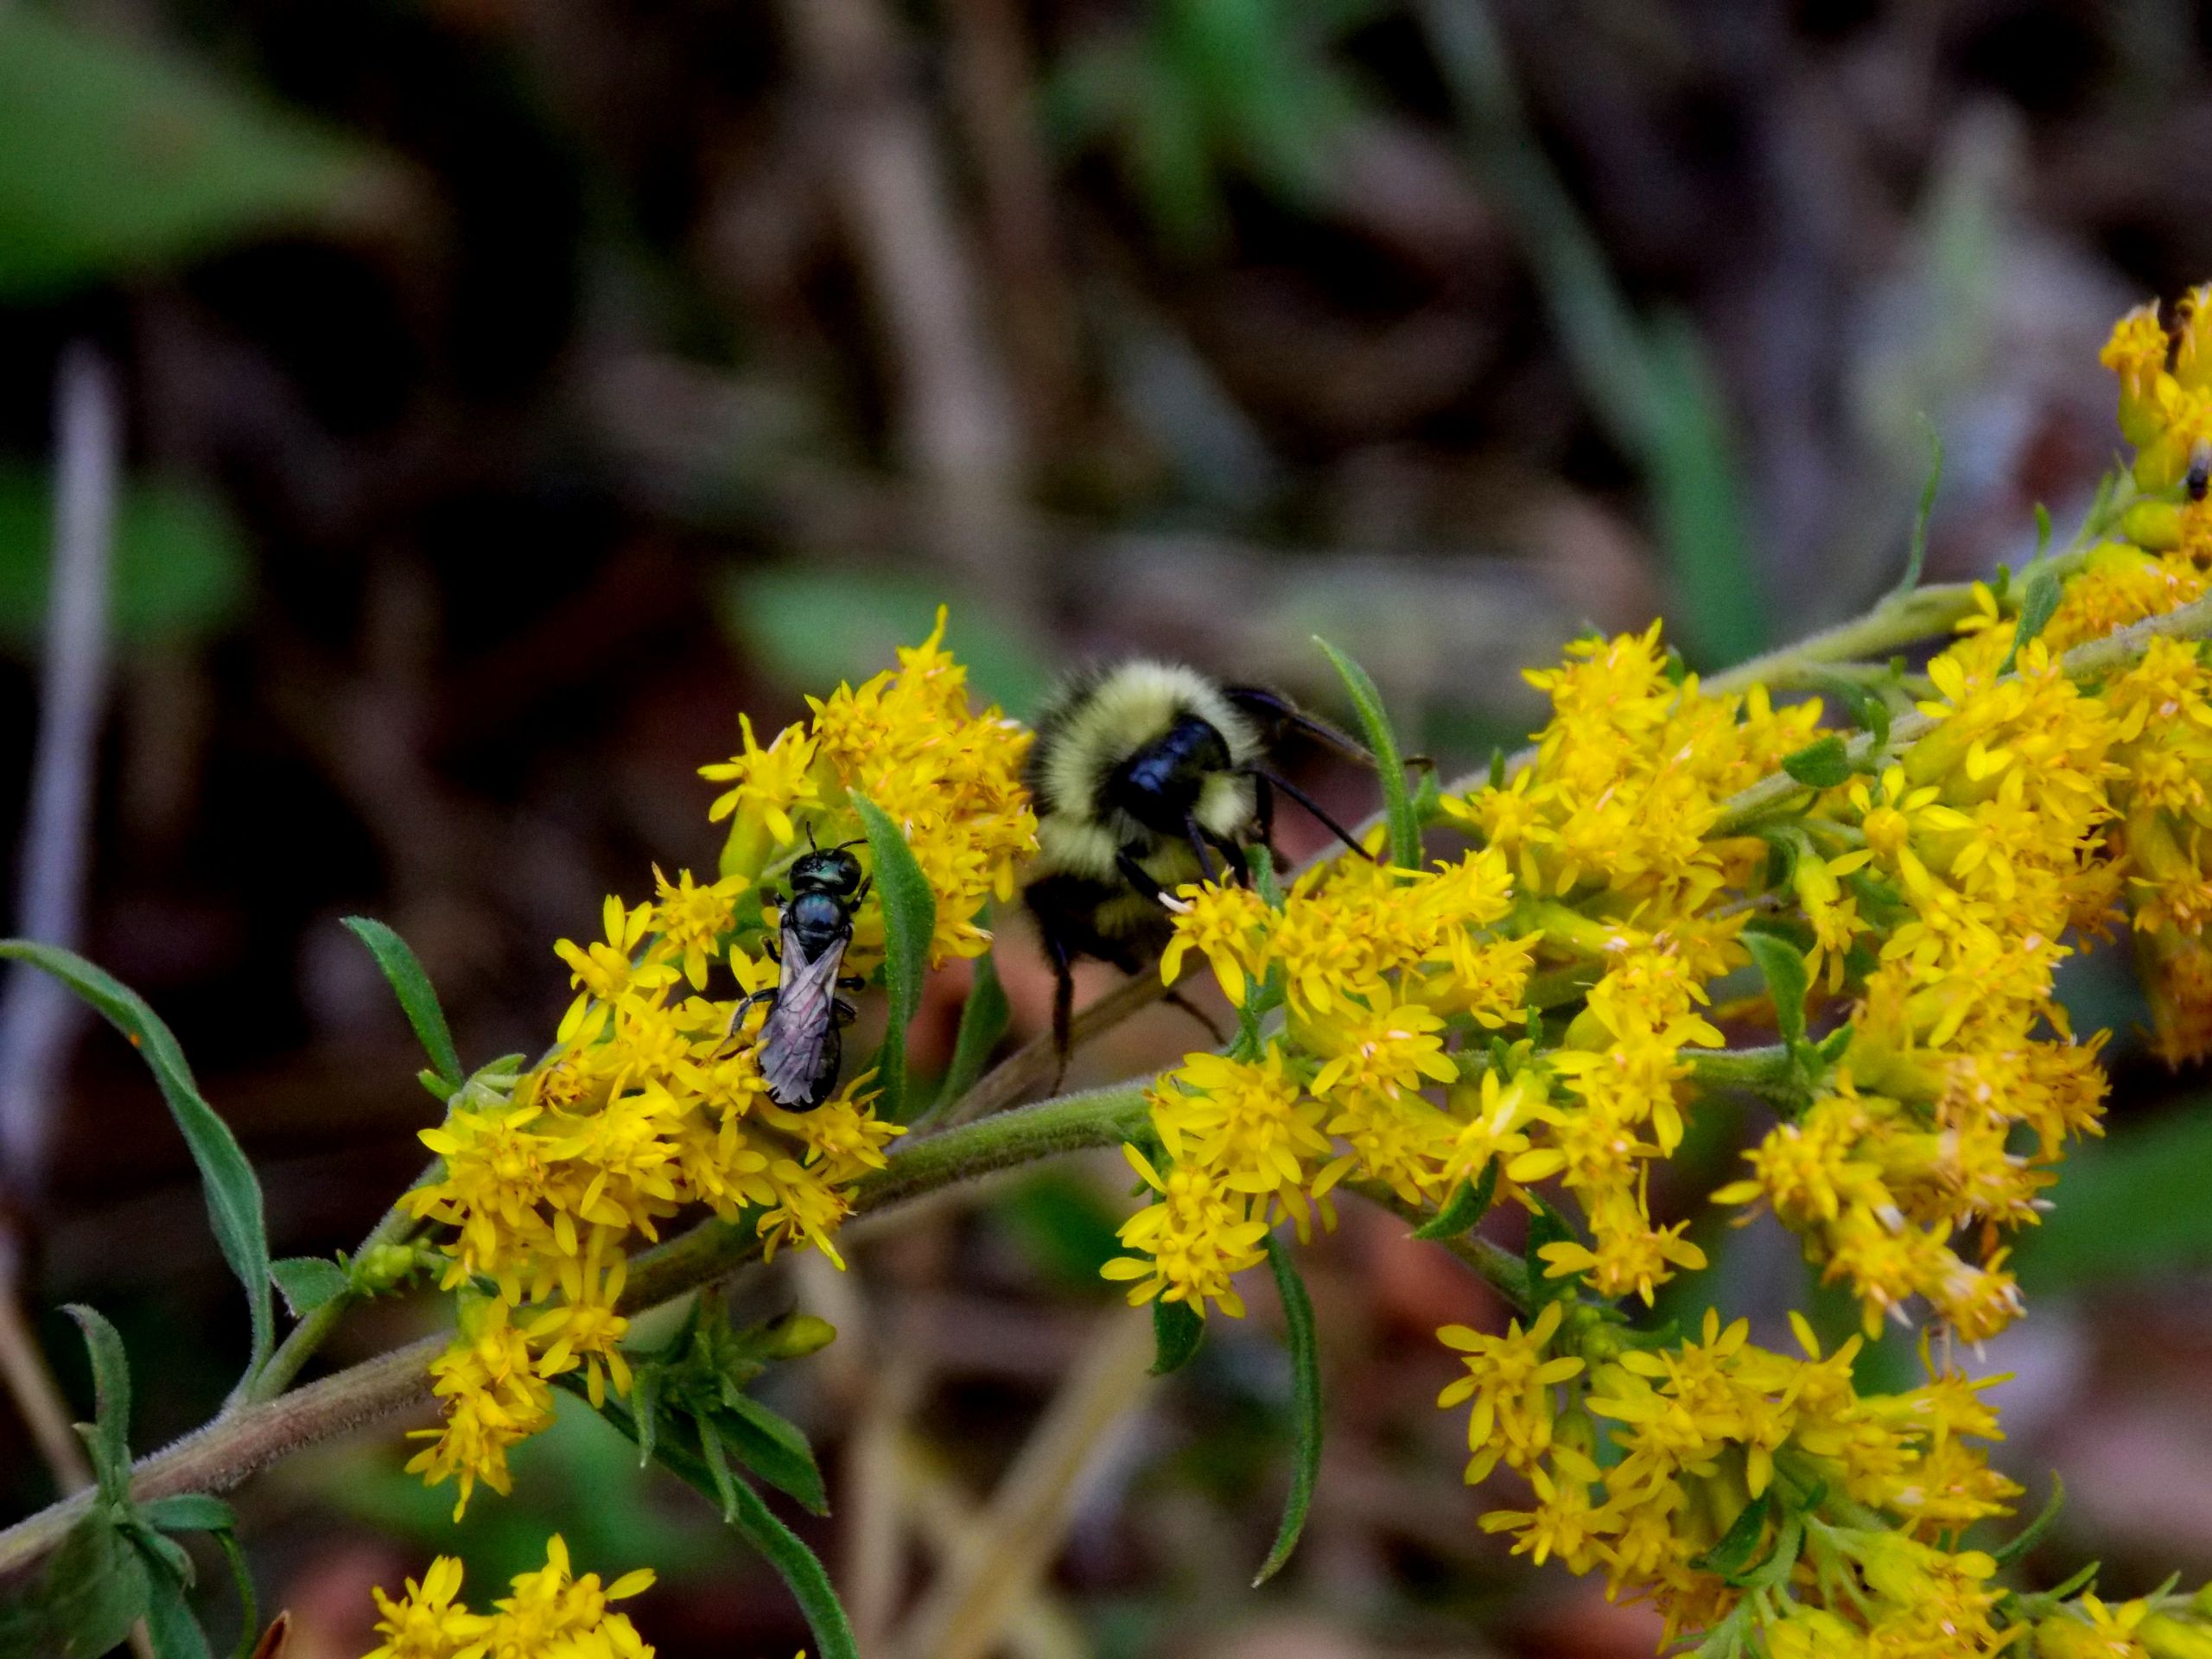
[0,467,246,649]
[722,567,1052,716]
[1046,0,1371,253]
[0,9,396,301]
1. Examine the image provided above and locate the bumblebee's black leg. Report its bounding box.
[1115,847,1170,904]
[1252,769,1277,853]
[1182,816,1220,885]
[1040,925,1076,1088]
[1242,766,1377,862]
[1162,988,1229,1044]
[1200,825,1248,885]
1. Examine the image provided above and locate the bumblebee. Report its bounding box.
[733,836,870,1109]
[1021,660,1371,1058]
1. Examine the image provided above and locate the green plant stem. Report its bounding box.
[0,1084,1152,1580]
[231,1166,438,1412]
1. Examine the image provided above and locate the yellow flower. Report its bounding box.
[1102,1144,1271,1317]
[364,1554,490,1659]
[1437,1299,1585,1482]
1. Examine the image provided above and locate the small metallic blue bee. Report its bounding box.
[732,835,871,1110]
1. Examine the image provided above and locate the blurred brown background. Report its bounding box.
[5,2,2212,1655]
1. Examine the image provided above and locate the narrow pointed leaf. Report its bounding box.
[1414,1160,1497,1240]
[696,1418,742,1522]
[139,1560,213,1659]
[1993,1476,2063,1567]
[340,917,463,1090]
[1312,637,1419,868]
[2001,565,2064,675]
[718,1392,830,1516]
[850,793,936,1122]
[631,1368,662,1470]
[929,948,1008,1120]
[1891,415,1943,597]
[722,1471,860,1659]
[579,1386,859,1659]
[269,1257,349,1318]
[1691,1490,1771,1577]
[1745,932,1811,1048]
[64,1305,131,1496]
[1253,1233,1321,1586]
[1150,1297,1205,1376]
[6,943,272,1376]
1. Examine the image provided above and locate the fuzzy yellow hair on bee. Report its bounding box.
[1020,658,1375,1066]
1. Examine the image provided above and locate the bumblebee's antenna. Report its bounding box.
[1239,766,1377,861]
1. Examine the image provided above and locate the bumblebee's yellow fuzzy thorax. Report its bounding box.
[1029,661,1262,883]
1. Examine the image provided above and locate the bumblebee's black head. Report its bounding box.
[789,844,865,899]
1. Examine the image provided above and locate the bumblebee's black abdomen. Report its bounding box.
[1100,715,1232,834]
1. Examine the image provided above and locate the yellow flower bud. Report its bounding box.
[2037,1617,2117,1658]
[760,1313,838,1360]
[2142,1613,2212,1659]
[1766,1608,1864,1659]
[2123,499,2187,551]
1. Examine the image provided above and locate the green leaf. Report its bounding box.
[630,1366,663,1471]
[340,918,463,1090]
[0,469,248,651]
[2034,502,2053,562]
[721,1470,859,1659]
[2001,565,2064,676]
[1815,675,1892,749]
[1312,636,1418,869]
[270,1257,350,1319]
[716,1393,830,1517]
[138,1494,234,1535]
[1733,1507,1805,1592]
[1252,1233,1321,1587]
[585,1384,858,1659]
[0,1513,150,1657]
[849,793,937,1122]
[0,9,398,302]
[64,1305,132,1497]
[1891,414,1943,598]
[930,948,1009,1118]
[1150,1297,1205,1376]
[6,944,272,1377]
[1992,1476,2063,1567]
[1414,1159,1497,1240]
[139,1559,213,1659]
[696,1420,743,1522]
[1756,827,1800,893]
[1744,932,1811,1048]
[1780,734,1853,790]
[1691,1490,1772,1577]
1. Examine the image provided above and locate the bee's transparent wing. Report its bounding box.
[757,928,845,1107]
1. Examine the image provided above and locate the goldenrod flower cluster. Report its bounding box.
[1101,289,2212,1652]
[402,612,1033,1516]
[363,1535,655,1659]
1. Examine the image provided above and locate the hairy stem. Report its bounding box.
[0,1083,1152,1580]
